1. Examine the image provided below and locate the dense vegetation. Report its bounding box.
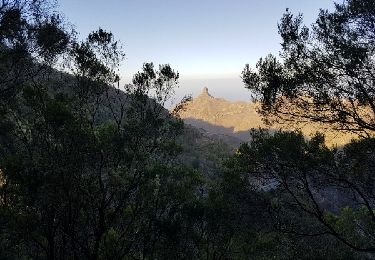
[0,0,374,259]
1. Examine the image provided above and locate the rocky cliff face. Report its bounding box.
[177,87,356,147]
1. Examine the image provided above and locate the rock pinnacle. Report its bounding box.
[201,87,212,98]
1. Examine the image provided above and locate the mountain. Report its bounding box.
[177,87,356,147]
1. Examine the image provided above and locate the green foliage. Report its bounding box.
[242,0,375,135]
[225,128,375,256]
[0,1,203,258]
[240,2,375,253]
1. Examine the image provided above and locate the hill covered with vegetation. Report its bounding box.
[1,0,375,259]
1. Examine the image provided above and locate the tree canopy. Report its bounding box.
[242,0,375,136]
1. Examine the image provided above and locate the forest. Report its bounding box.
[0,0,375,259]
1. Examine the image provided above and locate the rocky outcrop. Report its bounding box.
[177,87,356,147]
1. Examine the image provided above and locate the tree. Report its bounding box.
[240,0,375,255]
[0,0,71,102]
[227,129,375,255]
[0,1,207,259]
[242,0,375,137]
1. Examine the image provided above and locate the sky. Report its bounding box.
[59,0,335,106]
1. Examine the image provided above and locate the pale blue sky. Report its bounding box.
[59,0,335,105]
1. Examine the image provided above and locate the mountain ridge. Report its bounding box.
[177,87,357,147]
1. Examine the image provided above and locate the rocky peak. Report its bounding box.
[198,87,213,99]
